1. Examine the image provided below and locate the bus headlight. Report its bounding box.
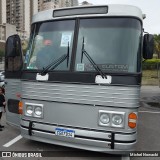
[99,110,125,128]
[100,113,110,124]
[112,114,123,125]
[25,103,43,118]
[26,105,33,116]
[35,106,43,117]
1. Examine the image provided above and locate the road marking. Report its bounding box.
[139,111,160,114]
[3,135,22,147]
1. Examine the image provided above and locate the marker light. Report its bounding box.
[128,113,137,129]
[18,101,23,114]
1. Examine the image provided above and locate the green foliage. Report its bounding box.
[154,34,160,58]
[143,59,160,63]
[142,59,160,70]
[142,70,158,86]
[22,40,29,56]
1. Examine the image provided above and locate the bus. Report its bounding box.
[5,5,154,153]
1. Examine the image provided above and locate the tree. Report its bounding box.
[154,34,160,58]
[22,39,29,56]
[82,1,89,5]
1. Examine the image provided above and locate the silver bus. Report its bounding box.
[5,5,154,153]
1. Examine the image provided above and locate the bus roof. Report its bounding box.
[32,4,144,24]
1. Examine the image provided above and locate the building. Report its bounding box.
[59,0,70,7]
[0,23,17,59]
[2,0,79,39]
[0,1,16,52]
[59,0,79,8]
[38,0,60,11]
[38,0,79,11]
[71,0,78,6]
[0,24,6,42]
[7,0,24,34]
[30,0,38,23]
[6,0,38,39]
[0,0,6,24]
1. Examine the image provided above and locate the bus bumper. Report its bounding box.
[21,119,137,153]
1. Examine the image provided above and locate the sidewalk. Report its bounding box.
[141,86,160,93]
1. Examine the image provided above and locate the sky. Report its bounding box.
[78,0,160,34]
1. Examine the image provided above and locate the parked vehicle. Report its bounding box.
[0,71,5,88]
[5,5,154,153]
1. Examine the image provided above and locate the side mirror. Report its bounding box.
[5,34,23,71]
[143,34,154,59]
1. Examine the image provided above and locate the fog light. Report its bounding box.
[100,113,110,124]
[26,106,33,115]
[112,115,123,125]
[35,107,42,117]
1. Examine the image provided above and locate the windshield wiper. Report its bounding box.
[81,37,107,79]
[41,42,69,75]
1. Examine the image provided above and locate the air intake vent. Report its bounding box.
[53,6,108,17]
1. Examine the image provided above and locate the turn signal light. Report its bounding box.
[128,113,137,129]
[18,101,23,114]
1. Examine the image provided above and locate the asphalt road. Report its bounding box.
[0,86,160,160]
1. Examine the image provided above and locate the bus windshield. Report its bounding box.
[26,20,75,71]
[26,18,141,73]
[75,18,142,73]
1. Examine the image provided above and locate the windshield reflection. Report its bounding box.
[26,18,142,73]
[75,18,141,73]
[26,20,75,71]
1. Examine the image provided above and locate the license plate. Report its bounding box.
[55,128,75,138]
